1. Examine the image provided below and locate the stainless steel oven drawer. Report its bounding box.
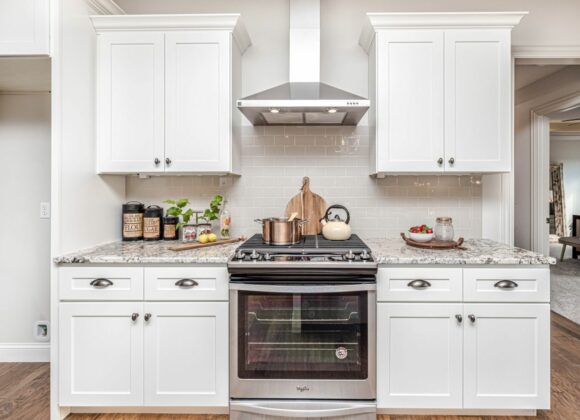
[230,400,376,420]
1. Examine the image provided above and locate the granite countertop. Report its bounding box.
[54,238,555,265]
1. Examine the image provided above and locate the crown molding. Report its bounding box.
[90,14,252,54]
[85,0,125,15]
[513,45,580,58]
[360,12,528,53]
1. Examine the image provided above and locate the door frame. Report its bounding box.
[512,46,580,254]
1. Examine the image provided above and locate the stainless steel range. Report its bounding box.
[228,234,377,420]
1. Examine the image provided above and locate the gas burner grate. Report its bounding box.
[238,234,370,252]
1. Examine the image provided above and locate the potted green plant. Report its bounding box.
[200,195,224,227]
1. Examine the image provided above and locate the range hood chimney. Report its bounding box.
[237,0,370,126]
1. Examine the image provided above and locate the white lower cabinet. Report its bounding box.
[463,303,550,409]
[144,302,229,406]
[377,303,463,408]
[59,303,144,406]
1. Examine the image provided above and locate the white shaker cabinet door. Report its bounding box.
[165,31,231,173]
[59,302,144,406]
[377,303,463,409]
[97,32,165,174]
[376,30,444,173]
[463,304,550,409]
[144,302,229,406]
[444,30,511,172]
[0,0,49,55]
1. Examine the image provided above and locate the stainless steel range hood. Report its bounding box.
[237,0,369,126]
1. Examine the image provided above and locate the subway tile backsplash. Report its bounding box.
[125,126,482,239]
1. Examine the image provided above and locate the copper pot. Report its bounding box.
[255,217,308,245]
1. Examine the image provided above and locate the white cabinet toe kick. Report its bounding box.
[56,264,550,416]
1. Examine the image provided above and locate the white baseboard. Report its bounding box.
[0,343,50,362]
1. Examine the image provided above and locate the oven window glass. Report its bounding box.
[237,291,368,380]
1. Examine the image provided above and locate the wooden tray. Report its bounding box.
[169,236,244,252]
[400,233,466,250]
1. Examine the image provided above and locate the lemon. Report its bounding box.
[208,233,217,242]
[198,234,209,244]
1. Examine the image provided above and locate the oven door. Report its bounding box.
[229,281,376,400]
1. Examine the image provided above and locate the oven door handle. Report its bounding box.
[229,282,376,293]
[230,400,376,418]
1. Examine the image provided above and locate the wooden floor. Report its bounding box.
[0,312,577,420]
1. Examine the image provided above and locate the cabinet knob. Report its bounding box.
[144,313,152,322]
[437,157,443,165]
[455,314,463,323]
[154,158,160,165]
[131,313,139,322]
[165,158,172,165]
[448,157,455,165]
[468,314,476,323]
[90,278,113,289]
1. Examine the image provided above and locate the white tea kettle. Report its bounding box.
[320,205,352,241]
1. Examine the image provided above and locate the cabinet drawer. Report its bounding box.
[463,268,550,303]
[144,267,228,301]
[59,267,144,301]
[378,268,462,302]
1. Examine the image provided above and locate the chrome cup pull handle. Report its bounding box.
[407,279,432,290]
[90,278,113,288]
[175,278,199,289]
[494,280,518,289]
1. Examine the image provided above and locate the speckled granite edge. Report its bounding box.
[54,238,555,265]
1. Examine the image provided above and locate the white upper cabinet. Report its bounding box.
[444,30,511,172]
[361,13,526,174]
[0,0,49,56]
[97,32,165,174]
[92,15,251,175]
[165,32,230,173]
[375,30,444,172]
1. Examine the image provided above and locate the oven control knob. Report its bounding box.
[345,250,356,261]
[360,250,371,260]
[234,250,246,260]
[263,253,272,261]
[249,249,260,260]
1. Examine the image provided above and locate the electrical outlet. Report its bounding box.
[34,321,50,342]
[40,202,50,219]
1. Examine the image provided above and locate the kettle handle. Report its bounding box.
[321,205,350,225]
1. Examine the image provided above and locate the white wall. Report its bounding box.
[0,93,50,345]
[514,66,580,249]
[550,136,580,233]
[116,0,580,101]
[56,0,125,254]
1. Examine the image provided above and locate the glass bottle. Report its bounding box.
[219,201,231,239]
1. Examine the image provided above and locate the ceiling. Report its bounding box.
[550,104,580,134]
[0,58,51,92]
[514,65,566,90]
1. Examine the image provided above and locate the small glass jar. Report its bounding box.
[196,223,212,238]
[435,217,454,241]
[219,202,231,239]
[181,224,197,243]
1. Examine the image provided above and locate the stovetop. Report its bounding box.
[228,235,377,277]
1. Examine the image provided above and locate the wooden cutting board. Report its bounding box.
[169,236,244,251]
[285,177,328,235]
